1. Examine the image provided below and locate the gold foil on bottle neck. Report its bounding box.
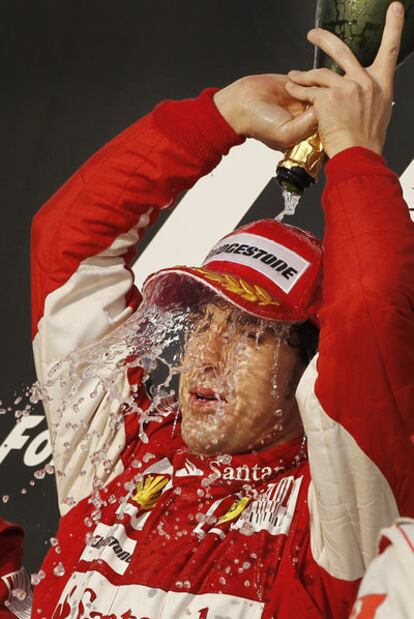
[278,132,325,179]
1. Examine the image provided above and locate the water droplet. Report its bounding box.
[11,588,27,600]
[63,496,76,507]
[31,571,45,586]
[143,452,155,463]
[53,562,65,577]
[2,495,9,503]
[34,469,46,480]
[239,522,255,536]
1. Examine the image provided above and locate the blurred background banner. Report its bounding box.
[1,0,413,574]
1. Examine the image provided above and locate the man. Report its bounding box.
[30,3,414,617]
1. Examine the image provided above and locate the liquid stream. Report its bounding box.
[276,190,301,222]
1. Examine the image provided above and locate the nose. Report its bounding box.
[201,338,222,369]
[196,327,227,372]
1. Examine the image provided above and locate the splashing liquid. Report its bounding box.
[276,190,301,222]
[2,281,299,591]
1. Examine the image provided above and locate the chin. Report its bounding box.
[180,401,251,456]
[181,427,248,456]
[182,433,220,456]
[181,426,227,456]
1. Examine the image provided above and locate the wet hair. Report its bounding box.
[287,321,319,366]
[187,292,319,365]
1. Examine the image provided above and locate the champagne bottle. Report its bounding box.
[276,0,414,195]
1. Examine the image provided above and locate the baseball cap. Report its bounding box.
[142,219,323,326]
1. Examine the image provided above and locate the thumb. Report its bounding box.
[272,108,317,149]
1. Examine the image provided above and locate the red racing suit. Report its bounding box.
[30,88,414,618]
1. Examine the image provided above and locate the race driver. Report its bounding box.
[30,3,414,618]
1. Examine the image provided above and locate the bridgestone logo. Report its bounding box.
[203,232,310,294]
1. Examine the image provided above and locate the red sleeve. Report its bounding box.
[30,88,244,514]
[31,87,244,340]
[317,146,414,514]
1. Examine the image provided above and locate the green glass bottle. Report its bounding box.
[276,0,414,195]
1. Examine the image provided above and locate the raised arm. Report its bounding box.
[298,147,414,580]
[32,77,316,369]
[31,90,244,512]
[31,89,242,366]
[289,2,414,581]
[32,81,316,514]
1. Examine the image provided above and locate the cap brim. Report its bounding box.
[142,266,317,324]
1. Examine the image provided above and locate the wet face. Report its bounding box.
[179,301,305,456]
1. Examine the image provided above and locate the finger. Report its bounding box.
[273,108,318,148]
[307,28,366,80]
[288,68,345,89]
[371,2,404,89]
[285,80,321,105]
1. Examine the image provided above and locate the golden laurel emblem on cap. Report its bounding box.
[194,268,279,307]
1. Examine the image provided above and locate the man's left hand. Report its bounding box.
[285,1,405,158]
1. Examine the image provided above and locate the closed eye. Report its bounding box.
[245,331,264,343]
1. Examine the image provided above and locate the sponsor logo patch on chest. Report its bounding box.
[232,475,303,536]
[209,459,284,482]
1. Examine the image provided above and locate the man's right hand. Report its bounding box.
[285,2,404,158]
[213,74,317,151]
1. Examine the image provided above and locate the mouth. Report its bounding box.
[188,387,226,411]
